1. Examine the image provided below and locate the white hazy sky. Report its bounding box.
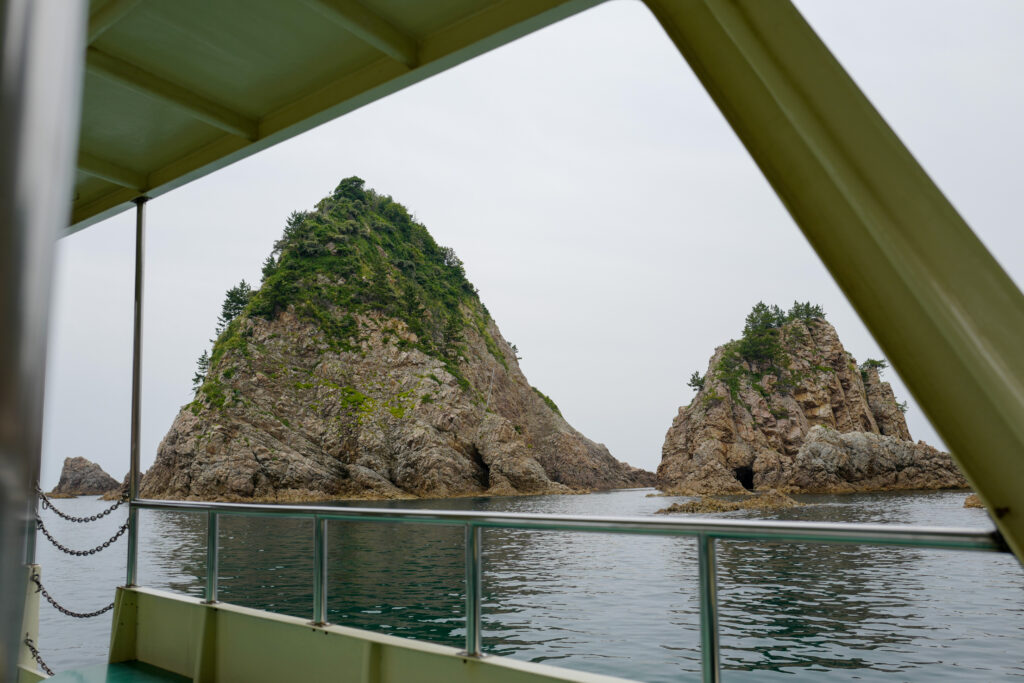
[39,0,1024,487]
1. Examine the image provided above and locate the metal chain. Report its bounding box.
[22,634,54,677]
[35,517,129,557]
[30,571,115,619]
[35,486,125,523]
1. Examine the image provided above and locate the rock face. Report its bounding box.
[101,473,132,501]
[51,457,120,496]
[143,178,652,501]
[755,426,967,493]
[658,310,967,494]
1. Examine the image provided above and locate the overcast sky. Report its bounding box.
[39,0,1024,487]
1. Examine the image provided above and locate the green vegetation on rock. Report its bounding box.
[859,357,888,382]
[706,301,827,407]
[687,301,829,406]
[194,177,510,405]
[531,386,562,417]
[687,371,705,392]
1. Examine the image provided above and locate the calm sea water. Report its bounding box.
[33,489,1024,681]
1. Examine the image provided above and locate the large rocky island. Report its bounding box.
[658,303,968,494]
[142,178,652,501]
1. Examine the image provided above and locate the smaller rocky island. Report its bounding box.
[50,457,121,497]
[658,302,968,495]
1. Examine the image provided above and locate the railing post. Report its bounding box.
[204,510,218,603]
[125,196,147,588]
[463,523,483,657]
[698,534,721,683]
[312,516,328,625]
[125,506,139,587]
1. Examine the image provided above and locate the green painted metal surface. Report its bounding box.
[108,587,635,683]
[71,0,604,233]
[47,662,188,683]
[642,0,1024,558]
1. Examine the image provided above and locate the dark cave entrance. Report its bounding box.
[469,445,490,489]
[733,466,755,491]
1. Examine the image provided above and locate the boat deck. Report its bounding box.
[48,661,187,683]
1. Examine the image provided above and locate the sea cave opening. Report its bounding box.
[733,466,755,491]
[469,445,490,489]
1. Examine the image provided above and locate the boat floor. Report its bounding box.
[47,662,188,683]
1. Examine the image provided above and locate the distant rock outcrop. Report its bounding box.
[658,304,967,494]
[51,457,120,496]
[142,178,653,502]
[964,493,984,509]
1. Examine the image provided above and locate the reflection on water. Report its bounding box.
[37,489,1024,681]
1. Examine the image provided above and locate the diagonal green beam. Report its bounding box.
[643,0,1024,559]
[78,150,147,191]
[86,47,259,140]
[304,0,419,68]
[88,0,143,44]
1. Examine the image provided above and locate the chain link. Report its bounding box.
[30,571,115,619]
[36,517,129,557]
[36,486,125,523]
[23,634,55,677]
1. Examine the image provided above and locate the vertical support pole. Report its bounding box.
[312,516,328,625]
[697,534,720,683]
[0,1,87,678]
[204,510,218,603]
[126,197,146,587]
[463,523,482,657]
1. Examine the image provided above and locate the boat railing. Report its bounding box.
[130,497,1009,683]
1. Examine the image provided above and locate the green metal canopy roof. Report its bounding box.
[72,0,1024,559]
[71,0,602,233]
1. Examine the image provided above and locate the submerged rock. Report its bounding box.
[50,457,120,496]
[142,178,652,502]
[656,489,802,514]
[659,305,967,495]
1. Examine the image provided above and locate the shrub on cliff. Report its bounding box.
[737,302,786,362]
[787,301,826,321]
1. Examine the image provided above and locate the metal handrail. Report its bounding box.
[130,497,1009,683]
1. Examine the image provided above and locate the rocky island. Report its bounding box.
[658,303,968,494]
[142,178,652,501]
[50,456,121,497]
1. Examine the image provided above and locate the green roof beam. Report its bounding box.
[68,0,603,234]
[77,151,147,192]
[304,0,419,68]
[87,0,142,44]
[85,48,259,140]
